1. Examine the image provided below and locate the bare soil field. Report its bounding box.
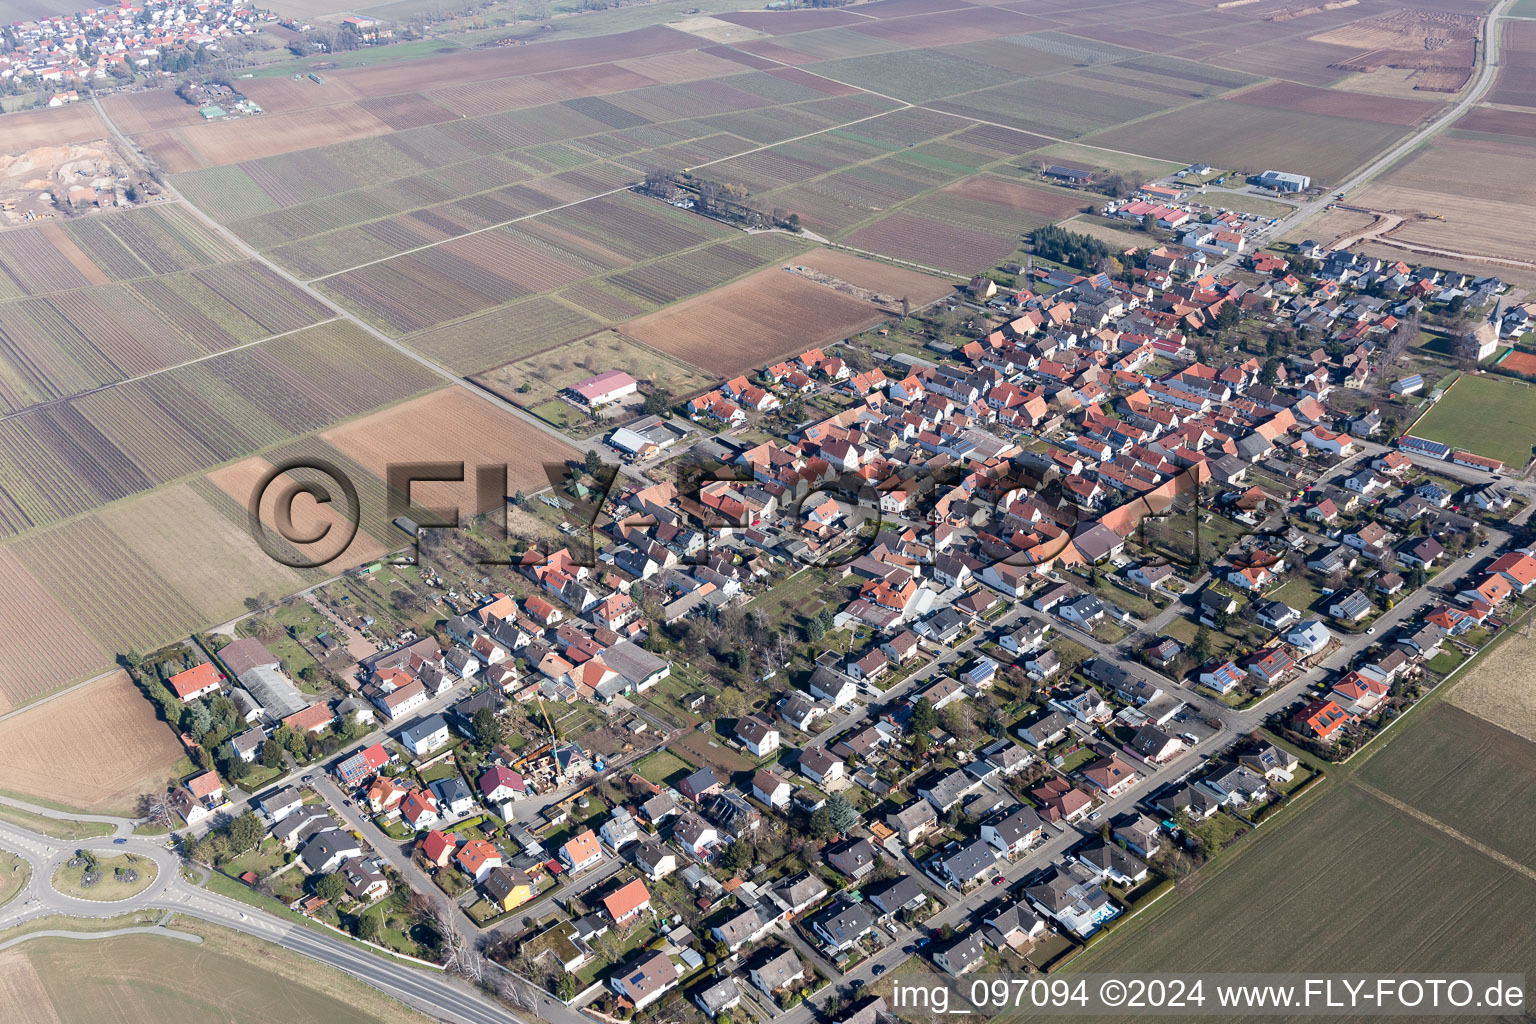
[1377,135,1536,205]
[0,949,59,1024]
[1087,99,1408,185]
[1310,8,1480,72]
[101,90,209,134]
[0,670,181,813]
[1456,105,1536,138]
[1281,203,1375,246]
[1354,183,1536,264]
[621,261,905,375]
[1207,36,1361,86]
[793,246,958,303]
[322,387,578,506]
[843,210,1017,275]
[938,176,1087,219]
[139,104,394,172]
[0,548,107,711]
[1488,18,1536,105]
[0,104,107,153]
[1448,621,1536,742]
[207,455,389,577]
[1230,79,1441,124]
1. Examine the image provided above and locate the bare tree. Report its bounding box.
[136,790,174,829]
[434,901,484,982]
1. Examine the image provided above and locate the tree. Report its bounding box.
[909,696,938,736]
[227,811,263,854]
[642,389,672,416]
[355,911,382,943]
[805,618,826,644]
[315,872,348,904]
[583,448,603,476]
[718,840,753,871]
[472,707,503,751]
[136,791,174,830]
[557,973,578,1000]
[826,793,859,834]
[259,740,285,769]
[1190,625,1213,666]
[807,807,834,840]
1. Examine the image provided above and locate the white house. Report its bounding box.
[399,715,450,757]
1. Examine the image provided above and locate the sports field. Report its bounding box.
[1407,374,1536,468]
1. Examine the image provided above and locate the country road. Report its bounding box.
[1208,0,1518,274]
[0,806,524,1024]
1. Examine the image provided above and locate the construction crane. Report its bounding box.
[533,695,563,784]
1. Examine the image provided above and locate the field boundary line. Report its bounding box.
[0,317,343,426]
[304,101,922,283]
[1351,780,1536,884]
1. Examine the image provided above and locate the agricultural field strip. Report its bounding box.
[396,121,988,338]
[0,316,342,426]
[1352,780,1536,885]
[300,30,1273,283]
[90,91,582,512]
[717,39,1286,180]
[303,95,922,282]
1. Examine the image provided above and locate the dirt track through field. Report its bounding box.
[1354,780,1536,884]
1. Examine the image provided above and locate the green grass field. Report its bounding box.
[1408,373,1536,467]
[51,853,157,902]
[632,749,691,787]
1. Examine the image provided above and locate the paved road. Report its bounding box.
[0,809,524,1024]
[1208,0,1517,271]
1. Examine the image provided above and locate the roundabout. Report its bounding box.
[52,852,157,903]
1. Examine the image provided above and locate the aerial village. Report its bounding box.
[122,164,1536,1023]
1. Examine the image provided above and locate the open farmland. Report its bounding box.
[9,922,436,1024]
[0,670,181,813]
[0,548,107,711]
[1448,621,1536,742]
[322,386,579,506]
[843,210,1016,275]
[1373,135,1536,207]
[1085,100,1409,185]
[94,484,308,627]
[406,295,607,375]
[0,320,439,541]
[621,259,919,375]
[206,455,389,577]
[1404,372,1536,468]
[1490,18,1536,107]
[1059,781,1536,1014]
[1356,703,1536,871]
[1228,80,1442,125]
[0,103,108,152]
